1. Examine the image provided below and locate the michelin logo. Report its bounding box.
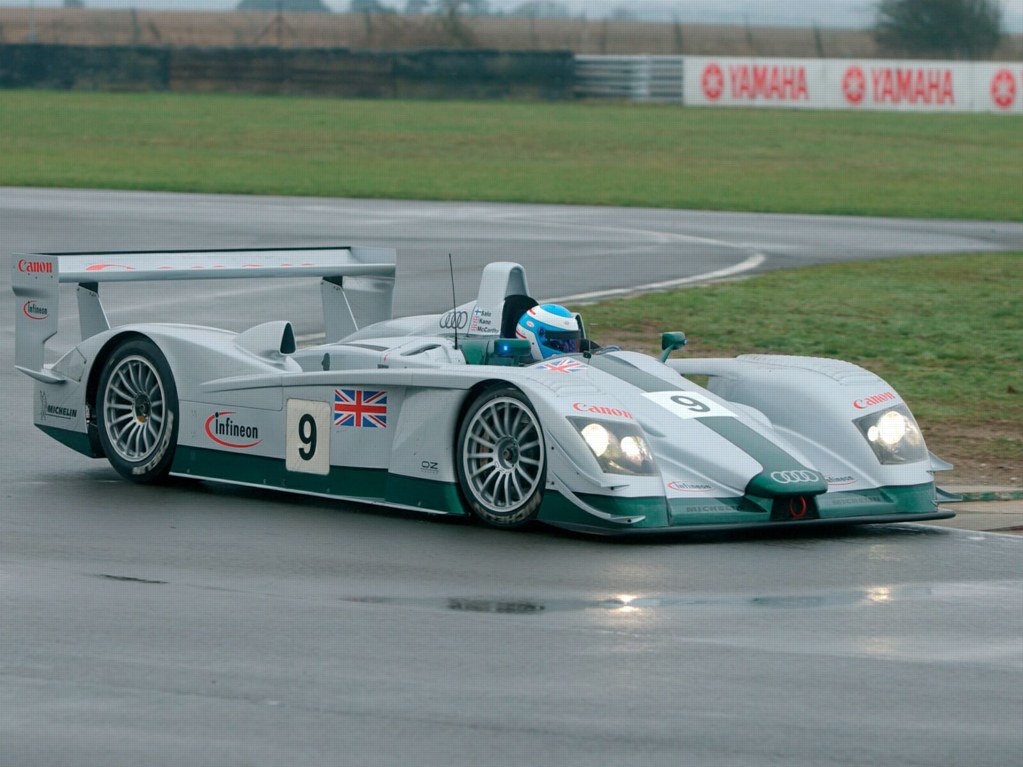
[40,392,77,420]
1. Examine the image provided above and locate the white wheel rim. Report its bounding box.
[103,355,167,463]
[462,397,544,515]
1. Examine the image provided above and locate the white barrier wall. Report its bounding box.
[683,56,1023,113]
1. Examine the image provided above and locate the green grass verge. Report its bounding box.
[577,253,1023,479]
[2,90,1022,220]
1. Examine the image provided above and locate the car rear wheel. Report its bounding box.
[96,338,178,483]
[456,387,546,528]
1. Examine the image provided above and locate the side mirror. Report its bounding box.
[660,331,687,362]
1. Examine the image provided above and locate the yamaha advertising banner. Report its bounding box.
[683,56,1022,114]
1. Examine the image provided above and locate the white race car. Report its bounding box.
[13,247,954,534]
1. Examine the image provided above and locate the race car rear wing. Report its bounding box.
[11,246,396,383]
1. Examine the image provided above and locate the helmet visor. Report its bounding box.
[542,330,582,354]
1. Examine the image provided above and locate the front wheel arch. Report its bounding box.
[454,384,547,529]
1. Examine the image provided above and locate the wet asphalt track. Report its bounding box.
[3,189,1023,766]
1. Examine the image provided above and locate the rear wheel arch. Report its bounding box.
[92,335,180,483]
[86,331,156,418]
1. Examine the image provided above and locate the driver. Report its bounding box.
[515,304,583,361]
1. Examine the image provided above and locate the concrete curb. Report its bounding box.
[929,485,1023,534]
[955,489,1023,502]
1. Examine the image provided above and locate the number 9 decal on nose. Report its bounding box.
[643,391,737,420]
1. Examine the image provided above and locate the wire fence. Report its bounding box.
[2,8,1020,59]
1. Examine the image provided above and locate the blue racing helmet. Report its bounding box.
[516,304,582,361]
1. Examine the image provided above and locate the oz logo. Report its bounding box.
[991,69,1016,110]
[701,63,724,101]
[842,66,866,106]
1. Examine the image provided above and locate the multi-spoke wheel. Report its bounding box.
[456,387,546,528]
[96,338,178,483]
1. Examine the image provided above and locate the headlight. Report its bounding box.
[581,423,611,457]
[854,404,927,465]
[570,418,658,476]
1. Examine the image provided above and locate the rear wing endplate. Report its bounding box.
[11,246,396,382]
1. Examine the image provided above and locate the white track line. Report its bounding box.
[294,252,767,345]
[546,252,766,305]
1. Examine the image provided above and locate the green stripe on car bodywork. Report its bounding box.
[586,354,826,498]
[665,482,937,527]
[699,417,828,497]
[816,482,937,519]
[536,492,670,531]
[171,446,467,515]
[38,424,101,458]
[588,353,682,392]
[537,482,938,533]
[166,448,937,532]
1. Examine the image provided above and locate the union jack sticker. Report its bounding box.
[534,358,585,374]
[333,389,388,428]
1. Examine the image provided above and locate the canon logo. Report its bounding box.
[572,402,632,419]
[17,259,52,273]
[853,391,896,410]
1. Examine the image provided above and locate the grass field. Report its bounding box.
[2,90,1023,220]
[578,253,1023,484]
[2,89,1019,481]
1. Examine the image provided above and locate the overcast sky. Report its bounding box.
[3,0,1023,32]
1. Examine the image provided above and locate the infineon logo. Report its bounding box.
[23,300,48,320]
[853,391,897,410]
[204,411,262,449]
[17,259,52,273]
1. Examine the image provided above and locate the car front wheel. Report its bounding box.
[456,387,546,528]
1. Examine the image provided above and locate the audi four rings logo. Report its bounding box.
[770,470,821,484]
[440,310,469,330]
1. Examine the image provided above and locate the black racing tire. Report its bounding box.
[455,387,546,529]
[95,338,179,483]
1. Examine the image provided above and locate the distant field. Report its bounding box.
[577,253,1023,485]
[1,7,1022,59]
[1,90,1021,221]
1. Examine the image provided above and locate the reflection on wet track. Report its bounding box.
[345,585,947,615]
